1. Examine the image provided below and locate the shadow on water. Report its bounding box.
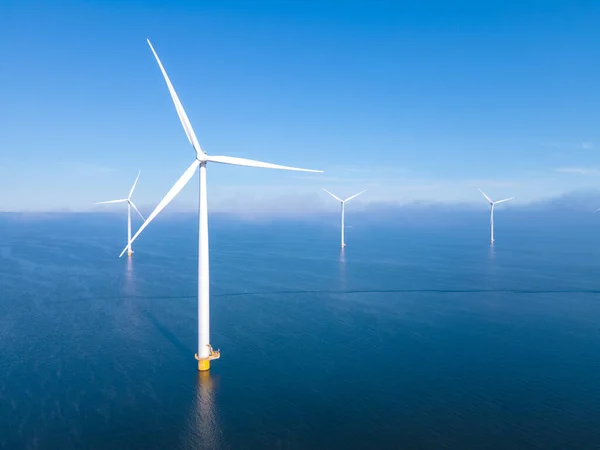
[141,309,192,358]
[182,371,226,449]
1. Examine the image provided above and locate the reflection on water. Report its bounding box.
[338,248,347,291]
[182,371,224,449]
[488,244,495,261]
[120,254,144,334]
[483,241,497,287]
[124,256,135,296]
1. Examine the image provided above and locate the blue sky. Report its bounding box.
[2,0,600,215]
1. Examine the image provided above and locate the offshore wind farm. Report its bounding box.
[3,1,600,449]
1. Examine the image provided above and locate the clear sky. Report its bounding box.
[2,0,600,215]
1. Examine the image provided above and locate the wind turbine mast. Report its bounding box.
[478,189,514,245]
[323,189,366,248]
[121,39,322,371]
[95,171,145,256]
[341,201,345,248]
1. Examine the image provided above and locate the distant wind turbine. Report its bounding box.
[323,189,366,248]
[95,171,145,257]
[120,39,322,371]
[478,189,514,244]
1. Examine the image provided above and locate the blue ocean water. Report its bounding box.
[2,210,600,448]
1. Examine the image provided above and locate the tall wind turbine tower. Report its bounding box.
[323,189,366,248]
[95,171,145,257]
[478,189,514,244]
[121,39,322,371]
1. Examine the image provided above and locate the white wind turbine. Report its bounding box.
[323,189,366,248]
[478,189,514,244]
[95,171,145,257]
[120,39,322,371]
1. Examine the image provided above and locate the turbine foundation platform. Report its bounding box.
[127,251,133,257]
[195,345,220,371]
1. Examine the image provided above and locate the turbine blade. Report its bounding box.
[322,189,342,202]
[343,190,367,203]
[119,160,200,257]
[204,155,322,172]
[595,207,600,213]
[95,199,127,205]
[494,197,515,205]
[128,170,141,199]
[478,189,493,204]
[146,39,205,158]
[129,200,146,221]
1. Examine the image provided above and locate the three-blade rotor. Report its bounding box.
[96,171,145,221]
[478,189,514,206]
[119,40,322,257]
[323,189,366,203]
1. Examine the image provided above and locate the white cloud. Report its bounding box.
[555,167,600,175]
[541,141,595,150]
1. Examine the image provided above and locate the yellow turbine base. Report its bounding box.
[195,346,221,372]
[127,251,133,257]
[197,359,211,371]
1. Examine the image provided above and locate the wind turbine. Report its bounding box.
[95,171,145,257]
[478,189,514,244]
[120,39,322,371]
[323,189,366,248]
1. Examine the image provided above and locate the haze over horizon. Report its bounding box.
[4,188,600,219]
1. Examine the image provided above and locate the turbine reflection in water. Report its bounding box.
[483,243,498,291]
[488,243,495,261]
[119,256,146,336]
[182,371,224,449]
[124,256,136,296]
[338,248,347,292]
